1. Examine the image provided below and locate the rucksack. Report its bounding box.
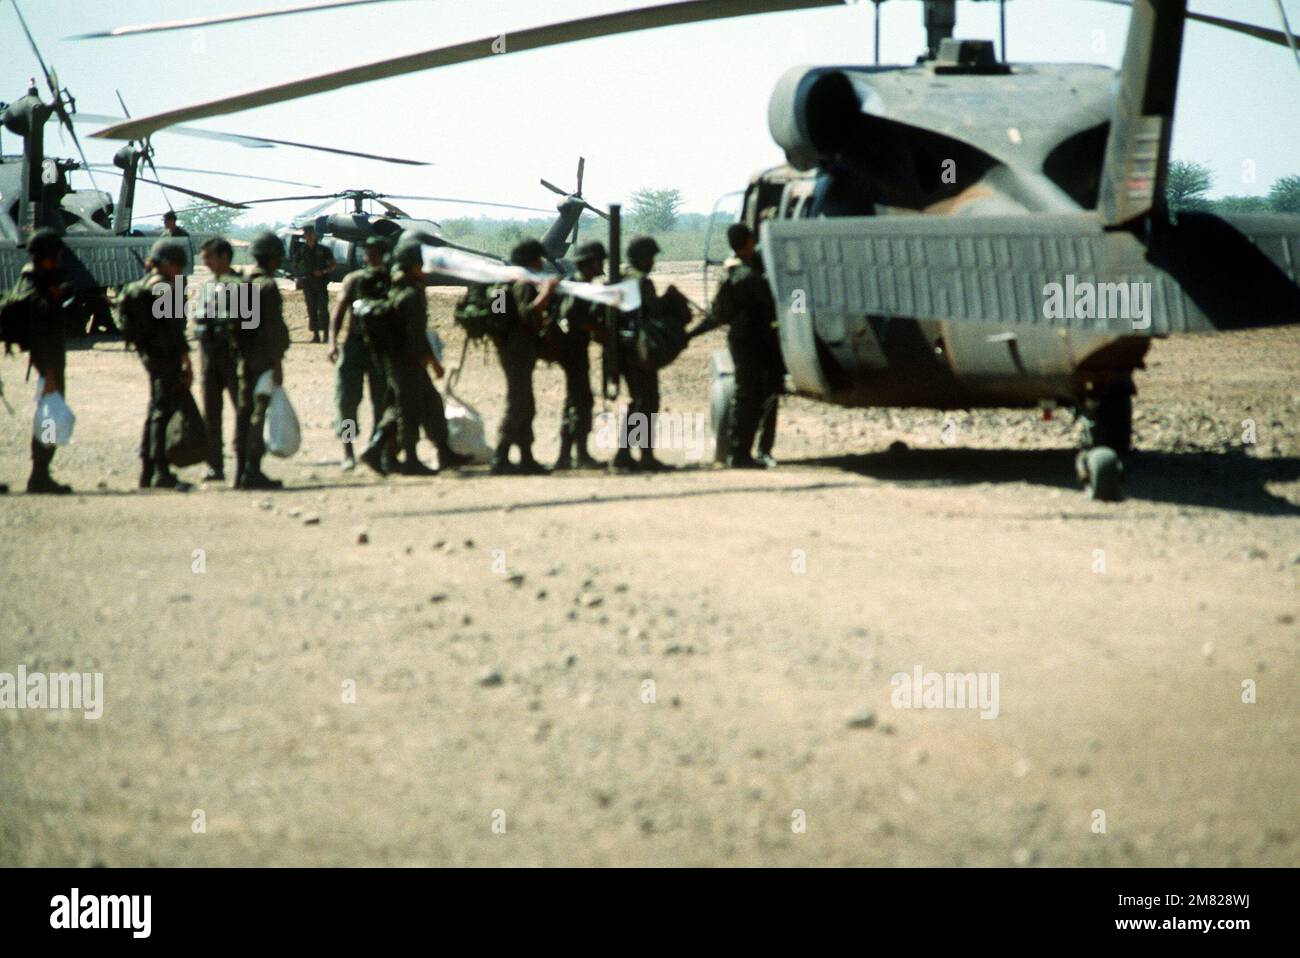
[0,290,34,352]
[353,296,400,355]
[635,284,692,370]
[454,283,517,340]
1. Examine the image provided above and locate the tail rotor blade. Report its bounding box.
[576,156,585,196]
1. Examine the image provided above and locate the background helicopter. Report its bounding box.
[83,0,1300,499]
[0,0,430,331]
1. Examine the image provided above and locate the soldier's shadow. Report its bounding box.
[795,448,1300,517]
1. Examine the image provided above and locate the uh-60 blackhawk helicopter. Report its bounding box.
[88,0,1300,500]
[226,159,608,284]
[0,0,432,332]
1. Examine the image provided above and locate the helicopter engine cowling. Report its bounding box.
[768,66,861,172]
[318,213,379,242]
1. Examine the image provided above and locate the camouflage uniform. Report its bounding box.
[234,266,291,484]
[4,260,71,492]
[555,289,598,464]
[118,269,192,485]
[492,280,544,455]
[615,265,661,465]
[333,264,388,445]
[294,240,334,340]
[707,253,783,463]
[194,266,243,476]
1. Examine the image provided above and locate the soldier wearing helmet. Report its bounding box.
[293,222,336,344]
[488,238,558,475]
[612,235,671,472]
[552,240,608,470]
[0,228,73,493]
[117,240,195,490]
[328,235,389,470]
[232,231,292,489]
[357,236,469,476]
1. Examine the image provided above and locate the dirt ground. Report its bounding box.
[1,261,1296,867]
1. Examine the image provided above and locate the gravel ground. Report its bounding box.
[0,263,1296,866]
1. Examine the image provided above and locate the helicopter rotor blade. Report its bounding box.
[89,164,321,188]
[68,0,412,40]
[70,112,429,165]
[295,198,340,219]
[540,178,570,197]
[382,195,554,213]
[576,156,585,197]
[98,171,250,209]
[582,202,610,220]
[1094,0,1297,52]
[90,0,843,141]
[234,193,340,206]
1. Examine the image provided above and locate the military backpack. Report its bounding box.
[454,283,517,340]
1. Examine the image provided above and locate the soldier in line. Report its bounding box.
[161,211,189,238]
[359,238,468,476]
[694,223,783,468]
[195,237,242,482]
[117,240,194,491]
[1,228,73,494]
[328,236,389,471]
[294,224,335,344]
[233,232,292,490]
[553,240,607,470]
[491,239,557,476]
[612,235,670,472]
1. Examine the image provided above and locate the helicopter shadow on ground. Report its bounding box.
[791,448,1300,517]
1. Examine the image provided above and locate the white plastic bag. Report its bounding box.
[263,385,301,458]
[254,369,276,398]
[32,378,75,446]
[444,394,492,464]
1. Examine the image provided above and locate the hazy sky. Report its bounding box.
[3,0,1298,225]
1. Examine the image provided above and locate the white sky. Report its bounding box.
[3,0,1298,225]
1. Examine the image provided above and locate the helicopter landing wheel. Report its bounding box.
[1075,446,1124,501]
[1081,384,1134,457]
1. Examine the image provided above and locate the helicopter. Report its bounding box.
[86,0,1300,500]
[226,157,611,284]
[0,0,431,331]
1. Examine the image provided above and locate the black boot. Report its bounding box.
[27,439,71,495]
[359,430,389,476]
[242,452,282,490]
[490,441,514,476]
[140,458,156,489]
[398,441,439,476]
[516,448,549,476]
[152,469,192,492]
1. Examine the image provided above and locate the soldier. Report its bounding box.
[117,240,194,490]
[294,224,335,344]
[194,237,242,482]
[233,232,292,490]
[490,239,557,476]
[2,228,73,494]
[329,236,389,470]
[613,235,670,472]
[358,238,468,476]
[695,223,783,468]
[161,211,189,237]
[553,240,606,470]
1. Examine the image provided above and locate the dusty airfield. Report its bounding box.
[1,261,1297,867]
